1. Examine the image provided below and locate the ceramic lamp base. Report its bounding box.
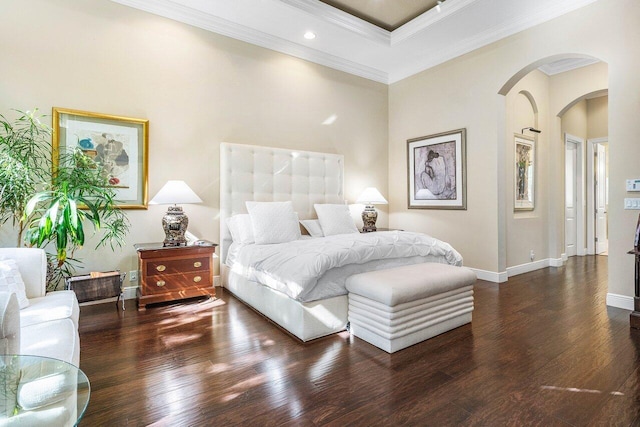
[361,205,378,232]
[162,206,189,247]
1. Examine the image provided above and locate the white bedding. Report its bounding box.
[226,231,463,302]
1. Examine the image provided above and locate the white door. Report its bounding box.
[595,143,608,253]
[565,142,578,257]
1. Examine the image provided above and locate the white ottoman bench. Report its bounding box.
[346,262,476,353]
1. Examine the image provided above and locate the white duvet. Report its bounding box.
[227,230,463,302]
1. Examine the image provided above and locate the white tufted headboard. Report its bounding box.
[219,143,345,263]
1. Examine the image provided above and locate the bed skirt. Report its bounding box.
[222,266,348,342]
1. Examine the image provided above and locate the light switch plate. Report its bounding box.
[627,179,640,192]
[624,198,640,209]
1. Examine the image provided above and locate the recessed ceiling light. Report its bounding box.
[304,31,316,40]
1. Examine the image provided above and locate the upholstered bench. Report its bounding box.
[345,262,476,353]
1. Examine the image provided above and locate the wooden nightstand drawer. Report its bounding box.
[146,256,210,277]
[143,271,212,294]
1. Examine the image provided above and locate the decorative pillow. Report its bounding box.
[226,214,255,245]
[300,219,324,238]
[314,204,359,236]
[0,259,30,309]
[246,201,301,244]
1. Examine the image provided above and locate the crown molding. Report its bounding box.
[391,0,479,45]
[111,0,390,83]
[389,0,601,83]
[278,0,391,45]
[538,57,600,75]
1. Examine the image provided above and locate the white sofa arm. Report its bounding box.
[0,248,47,298]
[0,292,21,355]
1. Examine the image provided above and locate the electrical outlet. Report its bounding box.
[530,250,535,261]
[129,270,138,282]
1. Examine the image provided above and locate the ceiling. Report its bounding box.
[111,0,600,84]
[318,0,441,31]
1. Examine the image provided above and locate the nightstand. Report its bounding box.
[360,228,404,233]
[134,243,217,311]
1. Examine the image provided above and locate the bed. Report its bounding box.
[219,142,463,342]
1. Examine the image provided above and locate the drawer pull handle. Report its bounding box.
[193,276,202,283]
[156,280,166,287]
[156,265,166,272]
[194,261,202,268]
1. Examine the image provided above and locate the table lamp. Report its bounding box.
[356,187,388,232]
[149,180,203,246]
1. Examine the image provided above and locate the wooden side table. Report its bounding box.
[629,248,640,329]
[135,243,217,311]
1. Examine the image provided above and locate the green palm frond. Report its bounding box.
[2,110,130,291]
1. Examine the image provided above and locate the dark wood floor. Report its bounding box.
[78,256,640,426]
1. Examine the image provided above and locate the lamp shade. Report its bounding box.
[149,180,203,205]
[356,187,388,205]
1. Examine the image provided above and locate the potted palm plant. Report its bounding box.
[0,110,50,245]
[0,109,130,290]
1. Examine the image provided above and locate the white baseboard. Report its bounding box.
[606,293,634,310]
[562,253,568,262]
[123,286,137,300]
[469,268,507,283]
[470,257,564,283]
[548,257,564,267]
[506,257,565,277]
[507,259,549,277]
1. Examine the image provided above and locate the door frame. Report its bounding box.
[587,137,609,255]
[565,133,585,256]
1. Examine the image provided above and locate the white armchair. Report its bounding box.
[0,248,80,366]
[0,247,47,298]
[0,292,20,355]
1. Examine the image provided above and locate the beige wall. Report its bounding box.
[389,53,502,273]
[390,0,640,302]
[562,100,588,142]
[0,0,388,283]
[587,96,609,139]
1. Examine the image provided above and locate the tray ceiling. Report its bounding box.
[111,0,600,84]
[318,0,441,31]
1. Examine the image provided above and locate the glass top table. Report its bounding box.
[0,355,90,426]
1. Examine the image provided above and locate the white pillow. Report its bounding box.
[300,219,324,237]
[0,259,30,309]
[226,214,255,245]
[246,201,301,244]
[314,204,359,236]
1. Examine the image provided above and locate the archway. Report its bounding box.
[498,54,608,279]
[558,90,610,256]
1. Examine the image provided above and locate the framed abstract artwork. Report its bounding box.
[514,134,535,211]
[407,128,467,210]
[52,108,149,209]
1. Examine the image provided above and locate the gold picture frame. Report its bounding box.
[52,107,149,209]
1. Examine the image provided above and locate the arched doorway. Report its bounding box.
[498,54,608,278]
[559,90,609,257]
